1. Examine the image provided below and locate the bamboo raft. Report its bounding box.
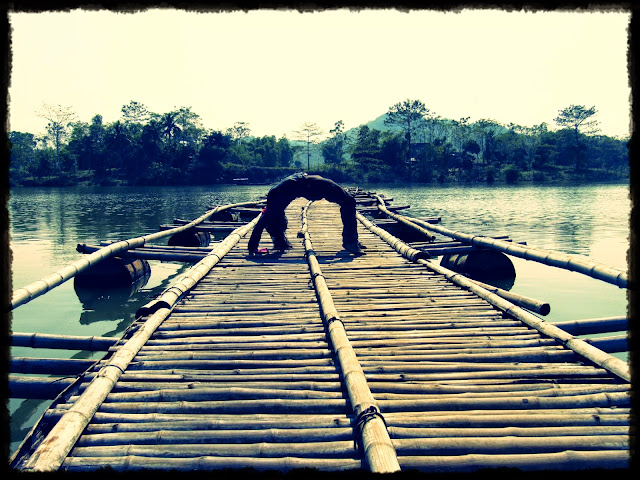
[9,190,631,473]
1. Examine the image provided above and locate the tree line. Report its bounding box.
[8,100,629,187]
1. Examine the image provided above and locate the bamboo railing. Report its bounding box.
[372,196,628,289]
[9,201,262,310]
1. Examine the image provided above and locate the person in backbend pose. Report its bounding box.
[247,173,366,255]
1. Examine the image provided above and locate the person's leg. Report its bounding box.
[321,184,360,248]
[265,211,292,250]
[304,176,364,253]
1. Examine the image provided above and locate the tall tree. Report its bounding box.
[349,125,381,168]
[554,105,599,170]
[384,99,431,162]
[36,103,77,171]
[275,137,293,167]
[226,121,252,142]
[293,122,323,171]
[121,101,150,124]
[554,105,599,135]
[9,131,37,181]
[105,121,131,170]
[321,120,348,165]
[471,119,503,165]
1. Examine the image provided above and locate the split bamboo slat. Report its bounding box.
[11,194,631,474]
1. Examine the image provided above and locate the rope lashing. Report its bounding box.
[353,405,388,452]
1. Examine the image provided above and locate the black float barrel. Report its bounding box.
[441,250,516,282]
[168,229,211,247]
[74,257,151,288]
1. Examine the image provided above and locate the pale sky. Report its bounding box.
[7,8,632,140]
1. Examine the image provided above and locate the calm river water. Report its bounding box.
[7,182,631,455]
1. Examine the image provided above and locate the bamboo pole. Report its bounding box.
[73,412,355,429]
[10,357,98,375]
[553,316,628,336]
[464,278,551,316]
[68,386,345,403]
[72,412,627,432]
[397,450,629,472]
[108,380,345,393]
[56,398,350,414]
[45,406,627,425]
[301,201,400,474]
[372,383,629,400]
[585,335,628,353]
[11,332,116,351]
[374,391,630,412]
[391,435,628,455]
[73,428,355,447]
[374,197,628,289]
[61,455,362,472]
[77,244,208,263]
[68,442,359,458]
[10,200,261,310]
[22,215,261,472]
[9,376,75,399]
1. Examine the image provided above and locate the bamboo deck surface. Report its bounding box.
[12,199,631,473]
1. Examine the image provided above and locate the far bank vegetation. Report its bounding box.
[9,100,629,187]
